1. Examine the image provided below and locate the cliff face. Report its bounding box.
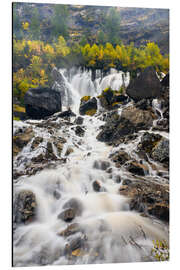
[13,3,169,54]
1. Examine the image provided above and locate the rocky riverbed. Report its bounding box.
[13,68,169,266]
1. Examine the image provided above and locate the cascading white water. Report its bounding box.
[13,68,169,267]
[52,67,130,112]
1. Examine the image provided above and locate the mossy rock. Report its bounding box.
[80,96,91,104]
[85,109,97,116]
[79,97,97,116]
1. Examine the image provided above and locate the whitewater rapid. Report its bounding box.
[13,68,169,266]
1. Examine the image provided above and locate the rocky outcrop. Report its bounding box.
[24,87,62,119]
[79,96,97,116]
[97,87,128,110]
[13,127,34,156]
[137,132,169,166]
[126,67,162,101]
[97,105,155,144]
[119,180,169,222]
[109,150,130,167]
[14,190,37,224]
[151,138,169,166]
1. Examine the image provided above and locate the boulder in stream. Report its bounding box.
[126,66,162,100]
[14,190,37,224]
[24,87,62,119]
[79,96,97,116]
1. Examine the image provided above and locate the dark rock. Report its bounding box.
[122,179,132,185]
[57,208,76,222]
[31,153,44,163]
[93,160,110,170]
[106,167,113,174]
[126,161,149,176]
[24,87,62,119]
[75,126,85,137]
[135,99,150,110]
[65,235,87,254]
[101,161,110,170]
[79,96,97,116]
[161,73,169,87]
[97,106,154,144]
[137,132,162,154]
[119,179,169,222]
[110,150,130,167]
[14,190,37,224]
[58,223,82,237]
[53,190,61,200]
[31,136,43,150]
[151,138,169,165]
[114,175,121,183]
[63,198,83,216]
[113,95,128,103]
[126,66,162,101]
[92,180,101,192]
[13,127,34,156]
[57,108,76,118]
[74,116,84,125]
[45,141,57,160]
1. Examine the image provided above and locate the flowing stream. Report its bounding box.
[13,68,169,266]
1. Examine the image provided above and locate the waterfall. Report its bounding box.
[52,67,130,112]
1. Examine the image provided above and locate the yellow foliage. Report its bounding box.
[151,240,169,261]
[22,21,29,30]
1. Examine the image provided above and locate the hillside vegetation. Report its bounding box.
[13,3,169,105]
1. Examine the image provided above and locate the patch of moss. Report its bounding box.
[112,102,120,107]
[81,96,91,103]
[85,109,97,116]
[13,104,25,113]
[13,116,20,121]
[103,87,112,93]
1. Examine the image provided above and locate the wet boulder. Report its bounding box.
[126,66,162,101]
[58,223,83,237]
[97,87,129,110]
[92,180,101,192]
[137,133,169,166]
[14,190,37,224]
[137,132,162,154]
[151,138,169,166]
[31,136,43,150]
[74,116,84,125]
[63,198,83,216]
[97,106,154,144]
[79,96,97,116]
[13,127,34,156]
[93,160,110,170]
[75,125,85,137]
[24,87,62,119]
[57,108,76,118]
[125,161,149,176]
[58,208,76,222]
[119,179,169,222]
[109,150,130,167]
